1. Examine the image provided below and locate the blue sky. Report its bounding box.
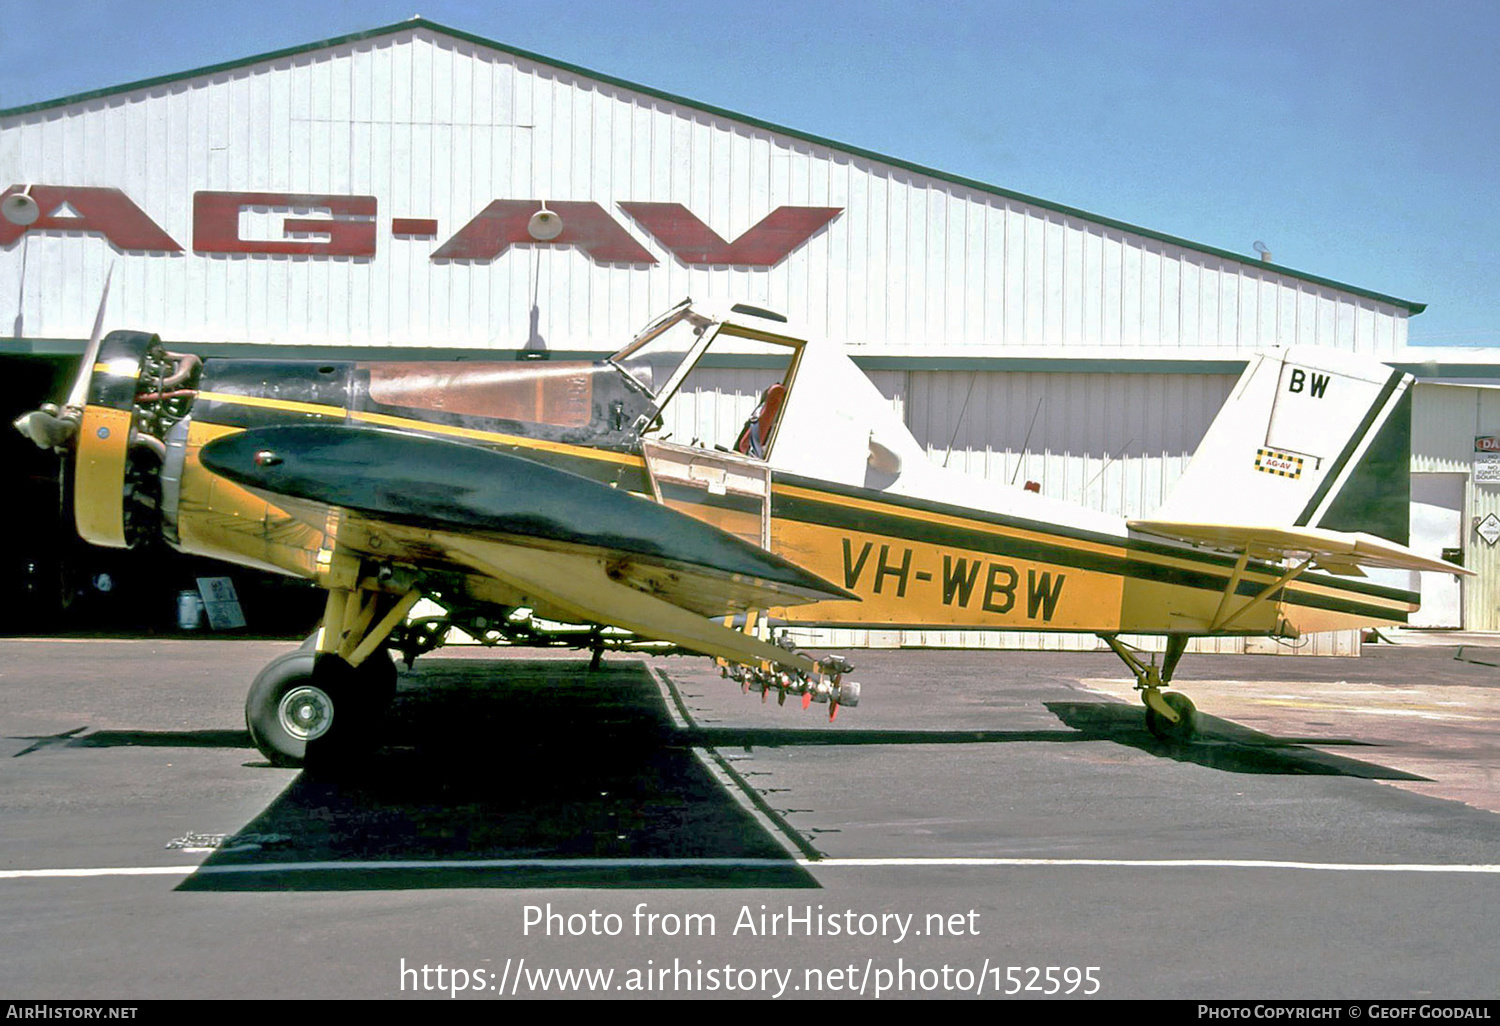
[2,0,1495,345]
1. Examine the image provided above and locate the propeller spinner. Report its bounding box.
[13,265,113,450]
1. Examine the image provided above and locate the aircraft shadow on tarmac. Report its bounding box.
[12,659,1427,892]
[1045,700,1430,780]
[178,660,826,893]
[9,727,250,757]
[175,664,1243,893]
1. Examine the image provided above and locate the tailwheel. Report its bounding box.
[1099,633,1198,743]
[1143,690,1197,743]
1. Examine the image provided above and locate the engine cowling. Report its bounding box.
[71,331,198,548]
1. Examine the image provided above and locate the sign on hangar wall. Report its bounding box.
[0,185,841,266]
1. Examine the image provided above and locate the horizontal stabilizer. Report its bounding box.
[1128,519,1473,576]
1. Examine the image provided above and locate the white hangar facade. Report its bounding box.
[2,18,1485,649]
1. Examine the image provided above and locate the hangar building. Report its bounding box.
[2,18,1494,649]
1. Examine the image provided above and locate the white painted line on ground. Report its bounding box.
[4,857,1499,880]
[649,667,693,731]
[1,866,202,878]
[806,858,1500,872]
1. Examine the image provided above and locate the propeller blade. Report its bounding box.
[63,264,114,412]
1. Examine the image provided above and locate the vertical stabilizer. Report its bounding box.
[1153,348,1411,546]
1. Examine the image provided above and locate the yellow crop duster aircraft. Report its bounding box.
[15,292,1464,766]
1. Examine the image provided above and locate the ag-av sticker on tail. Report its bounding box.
[1254,448,1304,479]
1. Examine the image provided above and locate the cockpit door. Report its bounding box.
[640,439,772,550]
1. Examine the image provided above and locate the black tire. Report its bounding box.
[245,652,392,768]
[245,651,327,768]
[1145,691,1197,742]
[299,630,396,700]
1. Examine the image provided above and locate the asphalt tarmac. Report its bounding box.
[1,638,1497,1000]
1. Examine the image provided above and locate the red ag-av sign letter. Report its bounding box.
[193,192,377,256]
[0,185,181,251]
[432,201,656,264]
[618,203,840,266]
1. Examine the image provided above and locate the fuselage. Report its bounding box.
[74,324,1418,643]
[138,354,1404,642]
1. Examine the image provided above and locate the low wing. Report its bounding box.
[1128,519,1472,577]
[200,424,854,670]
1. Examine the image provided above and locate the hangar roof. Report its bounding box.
[0,17,1425,317]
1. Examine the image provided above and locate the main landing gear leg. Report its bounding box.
[1099,634,1197,742]
[245,585,419,768]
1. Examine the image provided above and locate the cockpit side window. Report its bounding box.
[650,335,801,459]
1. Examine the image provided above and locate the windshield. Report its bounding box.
[609,302,711,397]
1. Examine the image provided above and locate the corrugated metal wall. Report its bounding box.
[1412,383,1500,630]
[3,26,1411,355]
[1412,383,1491,474]
[906,370,1238,517]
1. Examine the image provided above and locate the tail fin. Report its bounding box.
[1154,348,1411,545]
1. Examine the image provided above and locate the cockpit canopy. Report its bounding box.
[610,300,805,458]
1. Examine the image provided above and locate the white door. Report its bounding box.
[1409,473,1465,628]
[640,439,772,550]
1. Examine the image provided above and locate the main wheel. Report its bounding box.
[245,651,394,767]
[245,651,328,767]
[1144,691,1197,742]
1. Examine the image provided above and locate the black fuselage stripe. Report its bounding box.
[1294,367,1405,527]
[773,491,1409,618]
